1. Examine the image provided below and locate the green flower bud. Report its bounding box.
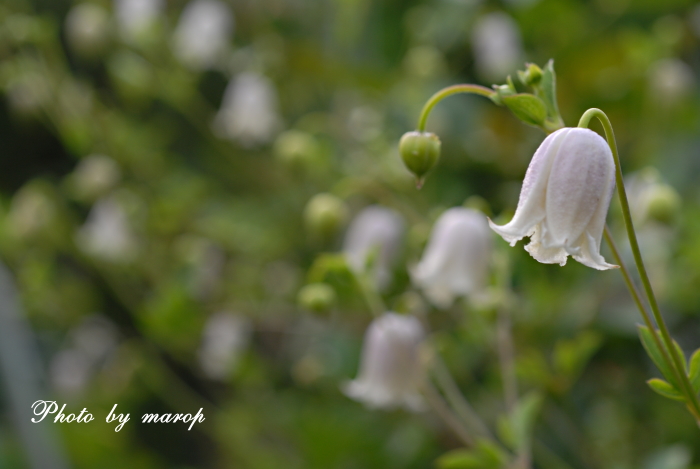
[273,130,320,168]
[518,63,543,86]
[646,184,681,225]
[297,283,336,314]
[304,193,348,240]
[398,131,441,188]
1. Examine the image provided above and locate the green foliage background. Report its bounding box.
[1,0,700,467]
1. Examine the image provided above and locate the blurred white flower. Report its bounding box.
[8,185,56,238]
[50,349,92,397]
[471,12,524,82]
[648,58,694,105]
[76,196,137,262]
[198,312,251,380]
[172,0,233,70]
[114,0,164,42]
[65,3,112,58]
[50,316,119,397]
[489,128,617,270]
[343,312,425,411]
[343,206,405,290]
[69,154,122,201]
[412,208,492,308]
[213,72,281,147]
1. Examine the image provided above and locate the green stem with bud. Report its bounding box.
[417,84,495,132]
[578,108,700,422]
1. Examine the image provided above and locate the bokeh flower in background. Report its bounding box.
[343,206,405,290]
[198,312,251,381]
[76,196,137,262]
[114,0,164,43]
[412,208,491,309]
[343,312,425,411]
[212,72,280,147]
[172,0,233,70]
[471,12,524,82]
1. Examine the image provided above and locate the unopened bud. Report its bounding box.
[518,63,543,86]
[398,131,441,188]
[304,193,348,240]
[274,130,320,168]
[297,283,336,314]
[646,184,681,225]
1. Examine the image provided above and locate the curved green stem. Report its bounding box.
[579,109,700,421]
[602,226,694,416]
[417,84,495,132]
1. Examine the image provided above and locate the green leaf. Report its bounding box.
[501,93,547,127]
[553,330,603,381]
[647,378,686,402]
[638,325,679,388]
[688,348,700,393]
[436,440,508,469]
[539,59,560,117]
[497,392,543,452]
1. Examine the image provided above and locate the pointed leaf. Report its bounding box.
[688,348,700,394]
[498,392,543,452]
[539,59,560,117]
[647,378,685,402]
[502,94,547,127]
[638,325,679,388]
[436,440,508,469]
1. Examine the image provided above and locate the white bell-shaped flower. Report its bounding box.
[212,72,281,147]
[412,208,491,308]
[172,0,233,70]
[489,127,617,270]
[343,312,425,411]
[342,206,405,290]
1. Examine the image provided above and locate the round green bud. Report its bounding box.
[273,130,320,168]
[646,184,681,225]
[398,131,441,188]
[304,193,348,240]
[297,283,336,314]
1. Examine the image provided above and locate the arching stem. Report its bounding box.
[579,108,700,422]
[417,84,495,132]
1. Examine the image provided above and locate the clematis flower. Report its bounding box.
[172,0,233,70]
[489,127,617,270]
[198,312,251,381]
[343,313,425,411]
[412,208,491,308]
[342,206,405,290]
[212,72,281,147]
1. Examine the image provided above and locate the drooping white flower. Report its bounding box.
[76,196,137,262]
[343,312,425,411]
[412,208,492,308]
[198,312,251,380]
[50,316,119,397]
[489,127,617,270]
[172,0,233,70]
[471,12,524,82]
[212,72,281,147]
[342,206,405,290]
[114,0,164,42]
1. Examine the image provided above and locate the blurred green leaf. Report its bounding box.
[647,378,685,402]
